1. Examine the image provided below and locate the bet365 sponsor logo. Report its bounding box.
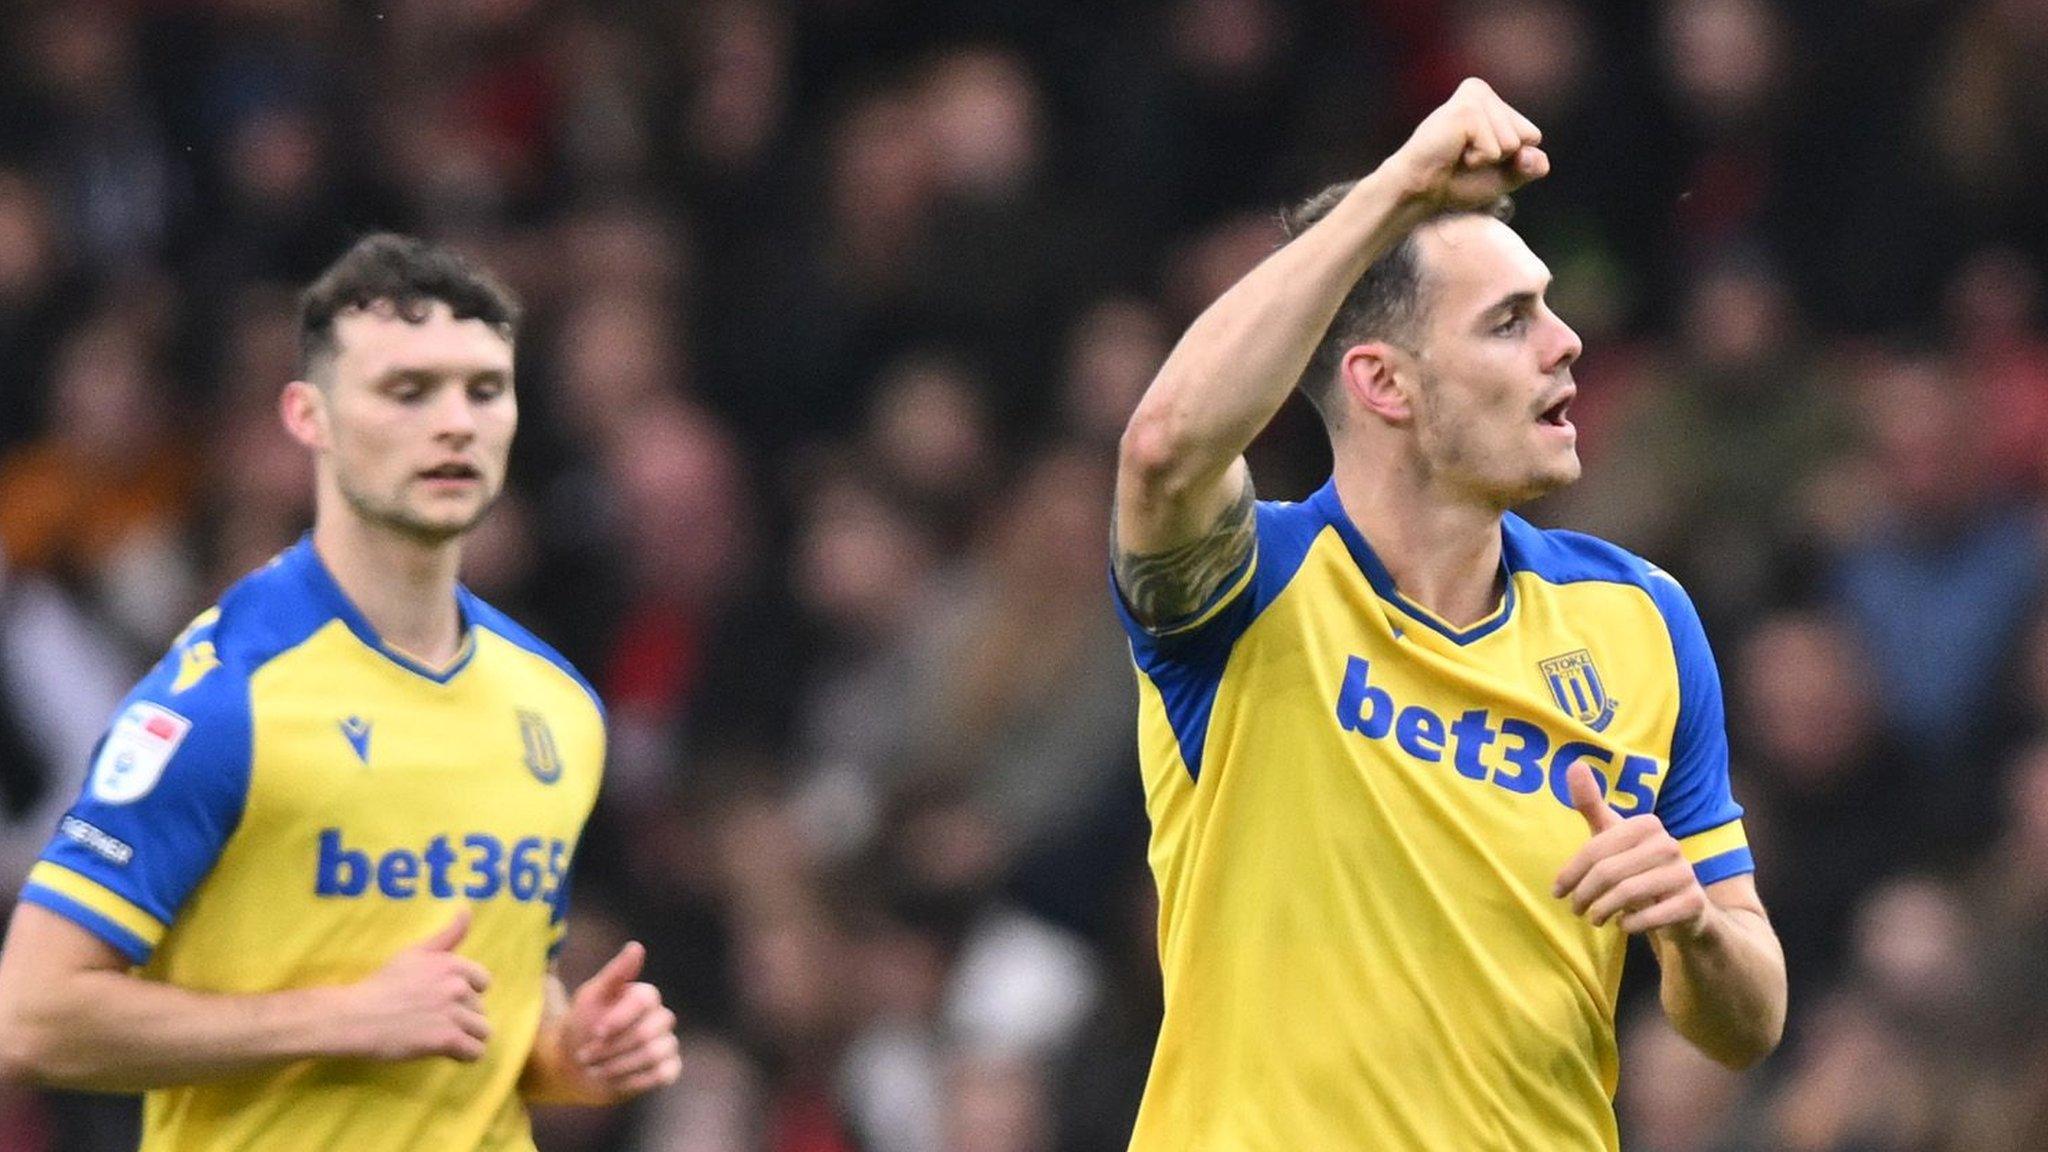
[1334,656,1662,813]
[315,829,569,903]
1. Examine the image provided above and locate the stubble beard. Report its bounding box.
[1415,374,1578,510]
[338,473,498,545]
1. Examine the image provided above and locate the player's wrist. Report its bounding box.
[519,1017,605,1106]
[265,984,368,1061]
[1353,163,1442,234]
[520,1056,611,1106]
[1652,893,1718,949]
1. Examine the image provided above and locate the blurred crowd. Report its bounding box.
[1,0,2046,1149]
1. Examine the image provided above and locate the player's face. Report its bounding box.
[319,301,517,542]
[1406,216,1583,508]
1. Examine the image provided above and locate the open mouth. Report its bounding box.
[418,462,482,482]
[1537,396,1573,427]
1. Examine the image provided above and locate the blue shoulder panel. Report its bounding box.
[1640,569,1745,845]
[1504,516,1748,865]
[1500,516,1653,587]
[1111,495,1328,781]
[460,590,605,718]
[23,546,337,962]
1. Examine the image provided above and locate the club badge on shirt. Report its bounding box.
[90,702,192,804]
[1538,649,1618,733]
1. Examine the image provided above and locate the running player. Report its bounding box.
[0,235,680,1150]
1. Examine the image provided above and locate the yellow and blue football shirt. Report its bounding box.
[1113,479,1753,1152]
[21,537,605,1152]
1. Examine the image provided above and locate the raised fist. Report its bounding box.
[1383,78,1550,213]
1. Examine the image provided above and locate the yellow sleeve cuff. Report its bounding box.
[22,861,167,960]
[1676,820,1748,866]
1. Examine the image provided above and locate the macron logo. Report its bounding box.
[340,717,372,764]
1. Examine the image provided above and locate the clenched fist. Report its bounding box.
[533,941,681,1105]
[1552,759,1712,939]
[1382,78,1550,215]
[336,908,494,1062]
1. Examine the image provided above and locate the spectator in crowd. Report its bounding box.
[1828,351,2045,765]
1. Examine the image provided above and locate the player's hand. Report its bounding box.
[1381,78,1549,214]
[549,942,681,1104]
[341,907,494,1062]
[1551,760,1711,939]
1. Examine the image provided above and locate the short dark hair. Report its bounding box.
[1281,182,1514,426]
[297,233,521,378]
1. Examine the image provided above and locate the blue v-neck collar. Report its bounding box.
[284,536,479,683]
[1308,479,1517,646]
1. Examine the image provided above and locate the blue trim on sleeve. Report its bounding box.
[32,548,337,945]
[1693,846,1756,886]
[1641,570,1745,840]
[38,661,256,937]
[1111,496,1327,780]
[20,884,154,965]
[1112,547,1256,639]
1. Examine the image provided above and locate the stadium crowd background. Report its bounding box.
[0,0,2044,1148]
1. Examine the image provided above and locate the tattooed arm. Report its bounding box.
[1113,477,1258,631]
[1115,162,1434,557]
[1116,80,1548,558]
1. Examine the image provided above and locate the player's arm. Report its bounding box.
[0,904,493,1091]
[1554,763,1786,1069]
[1114,78,1548,623]
[520,943,679,1106]
[1645,874,1786,1070]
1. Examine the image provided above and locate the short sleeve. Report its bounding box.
[20,639,252,964]
[1645,570,1753,885]
[1112,517,1258,657]
[1112,499,1332,660]
[1109,498,1327,780]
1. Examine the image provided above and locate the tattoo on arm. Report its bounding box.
[1114,479,1258,629]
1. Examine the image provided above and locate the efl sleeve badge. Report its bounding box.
[89,702,193,804]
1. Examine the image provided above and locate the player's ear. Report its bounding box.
[279,379,330,451]
[1340,341,1415,425]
